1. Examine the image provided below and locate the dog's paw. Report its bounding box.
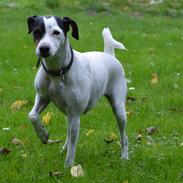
[121,151,129,160]
[38,129,49,144]
[64,159,74,169]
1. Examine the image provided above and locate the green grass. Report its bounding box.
[0,0,183,182]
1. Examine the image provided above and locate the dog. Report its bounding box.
[27,15,128,168]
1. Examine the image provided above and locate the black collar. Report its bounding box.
[36,46,74,77]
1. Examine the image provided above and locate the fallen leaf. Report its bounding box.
[130,12,144,18]
[47,139,62,145]
[0,147,11,155]
[42,112,53,125]
[85,129,94,136]
[12,138,24,146]
[128,87,135,91]
[135,134,142,142]
[70,164,84,177]
[148,48,155,53]
[104,132,117,144]
[146,127,158,135]
[126,110,133,117]
[110,133,117,140]
[123,181,128,183]
[2,127,10,131]
[117,141,121,147]
[151,73,158,84]
[124,6,128,11]
[49,171,64,177]
[19,124,28,129]
[125,78,132,83]
[11,100,28,111]
[104,138,113,144]
[127,96,136,102]
[21,153,28,159]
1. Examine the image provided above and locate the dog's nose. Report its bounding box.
[39,46,50,57]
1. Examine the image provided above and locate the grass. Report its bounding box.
[0,0,183,182]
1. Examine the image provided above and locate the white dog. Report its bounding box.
[27,15,128,168]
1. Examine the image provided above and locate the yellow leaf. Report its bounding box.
[85,129,94,136]
[151,73,158,84]
[117,141,121,147]
[126,110,133,117]
[12,138,24,146]
[70,164,84,177]
[123,181,128,183]
[42,112,53,125]
[11,100,28,111]
[21,153,28,158]
[110,132,117,140]
[135,134,142,142]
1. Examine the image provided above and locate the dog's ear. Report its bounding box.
[27,15,37,34]
[63,17,79,40]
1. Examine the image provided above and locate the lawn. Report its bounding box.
[0,0,183,182]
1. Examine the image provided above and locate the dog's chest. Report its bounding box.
[48,79,68,113]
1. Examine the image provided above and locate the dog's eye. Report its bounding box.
[33,29,42,39]
[53,30,60,35]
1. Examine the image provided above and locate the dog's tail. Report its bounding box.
[102,27,127,57]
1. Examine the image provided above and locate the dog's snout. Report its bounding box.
[39,46,50,57]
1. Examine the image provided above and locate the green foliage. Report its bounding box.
[0,1,183,183]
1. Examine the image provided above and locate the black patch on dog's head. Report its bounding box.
[55,16,79,40]
[27,16,45,44]
[27,15,79,42]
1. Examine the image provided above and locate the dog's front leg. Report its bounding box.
[64,115,80,168]
[28,95,50,144]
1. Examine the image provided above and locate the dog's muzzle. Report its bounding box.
[39,46,50,58]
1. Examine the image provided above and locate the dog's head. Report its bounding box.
[27,16,79,58]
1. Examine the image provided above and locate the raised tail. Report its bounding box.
[102,27,127,57]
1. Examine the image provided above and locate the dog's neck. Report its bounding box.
[42,39,71,72]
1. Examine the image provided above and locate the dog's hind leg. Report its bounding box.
[106,78,128,160]
[28,95,50,144]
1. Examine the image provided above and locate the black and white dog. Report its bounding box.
[27,15,128,168]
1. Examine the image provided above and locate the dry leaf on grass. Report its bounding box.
[21,153,28,158]
[47,139,62,145]
[12,138,24,146]
[148,48,155,53]
[127,96,136,102]
[135,134,142,143]
[123,181,128,183]
[104,132,117,144]
[128,87,135,91]
[117,141,121,147]
[2,127,10,131]
[146,127,158,135]
[85,129,94,136]
[42,112,53,125]
[11,100,28,111]
[126,110,133,117]
[0,147,11,155]
[49,171,64,177]
[19,124,28,129]
[70,164,84,177]
[151,73,158,84]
